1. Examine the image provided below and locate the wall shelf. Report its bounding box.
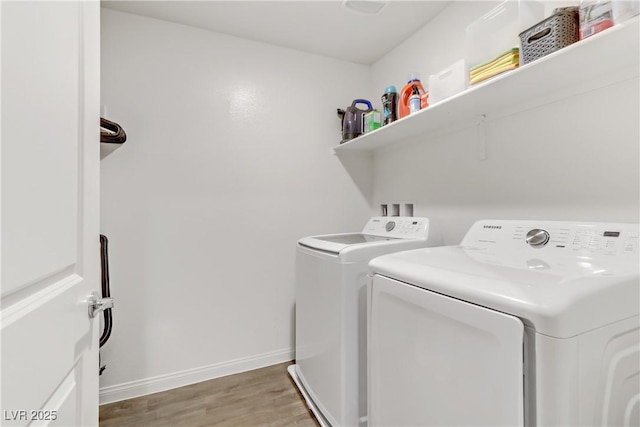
[334,16,639,155]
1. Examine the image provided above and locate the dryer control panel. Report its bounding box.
[462,220,639,256]
[363,216,432,239]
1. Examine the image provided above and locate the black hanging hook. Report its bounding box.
[100,117,127,144]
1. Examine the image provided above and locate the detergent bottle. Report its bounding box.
[381,86,398,125]
[399,73,428,118]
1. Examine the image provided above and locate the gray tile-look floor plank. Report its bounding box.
[99,362,320,427]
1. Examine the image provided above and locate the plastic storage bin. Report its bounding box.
[466,0,544,70]
[428,59,468,104]
[612,0,640,23]
[519,7,580,65]
[579,0,614,39]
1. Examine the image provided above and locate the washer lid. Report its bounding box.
[369,220,640,339]
[312,233,397,245]
[298,233,399,255]
[297,216,439,256]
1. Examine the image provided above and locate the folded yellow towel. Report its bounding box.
[470,62,519,85]
[469,48,520,85]
[470,54,518,78]
[470,48,519,73]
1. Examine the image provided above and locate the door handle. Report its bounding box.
[88,291,114,319]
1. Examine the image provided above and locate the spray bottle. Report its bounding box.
[409,85,421,115]
[399,73,428,118]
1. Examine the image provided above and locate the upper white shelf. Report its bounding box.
[334,16,639,154]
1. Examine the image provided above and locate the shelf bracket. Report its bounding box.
[477,114,487,161]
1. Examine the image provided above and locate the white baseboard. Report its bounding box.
[99,347,294,405]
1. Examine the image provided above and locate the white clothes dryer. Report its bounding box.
[367,220,639,427]
[289,217,442,427]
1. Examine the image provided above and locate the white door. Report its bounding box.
[368,275,524,427]
[1,1,100,426]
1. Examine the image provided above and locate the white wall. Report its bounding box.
[99,8,372,401]
[369,1,639,244]
[100,1,639,402]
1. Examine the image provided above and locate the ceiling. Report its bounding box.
[101,1,451,65]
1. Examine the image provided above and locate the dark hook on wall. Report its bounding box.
[100,117,127,144]
[99,234,113,375]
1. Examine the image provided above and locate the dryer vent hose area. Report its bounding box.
[99,234,114,375]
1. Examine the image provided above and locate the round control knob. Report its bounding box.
[526,229,550,247]
[385,221,396,232]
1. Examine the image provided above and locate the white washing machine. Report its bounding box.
[368,220,639,427]
[288,217,442,427]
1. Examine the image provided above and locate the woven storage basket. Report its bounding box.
[519,7,579,65]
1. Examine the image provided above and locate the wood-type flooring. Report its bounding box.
[99,362,320,427]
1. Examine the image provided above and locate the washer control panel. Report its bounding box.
[463,220,639,256]
[568,228,638,254]
[363,217,431,239]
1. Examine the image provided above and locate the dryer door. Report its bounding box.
[369,275,524,427]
